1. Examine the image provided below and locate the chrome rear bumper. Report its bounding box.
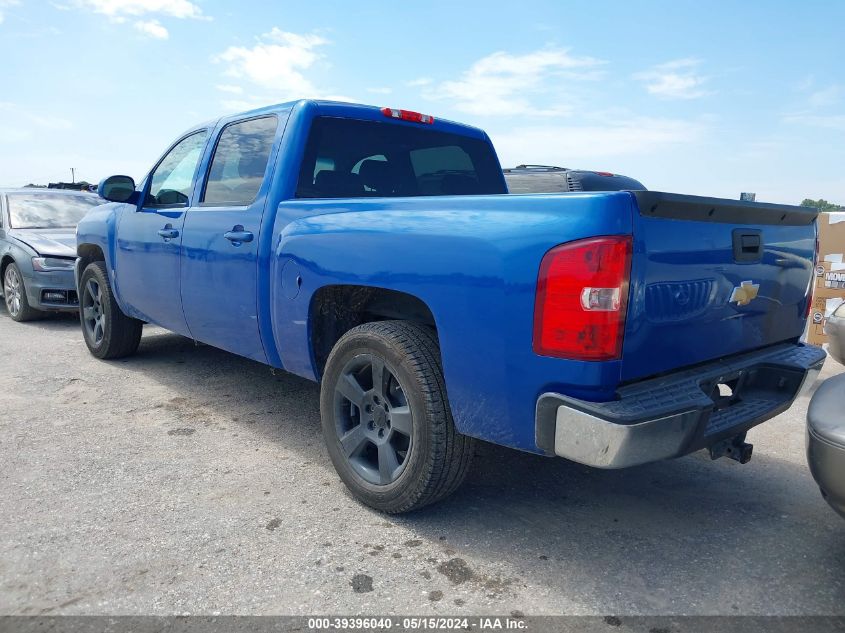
[536,343,827,469]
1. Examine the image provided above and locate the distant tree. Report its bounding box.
[800,198,843,211]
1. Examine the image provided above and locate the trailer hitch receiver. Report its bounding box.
[709,433,754,464]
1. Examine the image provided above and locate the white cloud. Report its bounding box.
[367,87,392,95]
[214,29,330,101]
[406,77,432,87]
[0,0,20,24]
[216,84,244,94]
[27,113,74,130]
[75,0,204,19]
[427,48,604,116]
[134,19,168,39]
[322,94,358,103]
[218,93,358,115]
[218,98,265,113]
[490,117,705,165]
[796,74,815,92]
[72,0,206,39]
[783,113,845,132]
[808,85,842,108]
[634,58,711,100]
[0,102,73,132]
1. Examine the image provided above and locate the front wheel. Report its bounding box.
[3,262,43,322]
[79,261,143,359]
[320,321,475,513]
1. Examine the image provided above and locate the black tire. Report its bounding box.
[79,261,142,359]
[2,262,44,323]
[3,262,44,322]
[320,320,475,513]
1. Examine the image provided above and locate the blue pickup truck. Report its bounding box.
[76,100,826,513]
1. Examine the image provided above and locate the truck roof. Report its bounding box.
[188,100,491,142]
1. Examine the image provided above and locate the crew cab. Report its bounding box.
[76,100,826,513]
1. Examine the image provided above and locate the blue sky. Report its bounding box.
[1,0,843,204]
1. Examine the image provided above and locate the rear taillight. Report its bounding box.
[381,107,434,124]
[533,236,633,361]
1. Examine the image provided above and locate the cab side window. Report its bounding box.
[146,131,208,208]
[202,116,278,207]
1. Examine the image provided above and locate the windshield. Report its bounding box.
[6,193,102,229]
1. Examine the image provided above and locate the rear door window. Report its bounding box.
[202,115,278,207]
[295,117,505,199]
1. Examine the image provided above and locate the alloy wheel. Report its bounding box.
[3,266,22,317]
[333,354,414,485]
[82,278,105,346]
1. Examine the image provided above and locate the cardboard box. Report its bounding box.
[808,294,844,345]
[807,211,845,346]
[814,261,845,292]
[817,211,845,260]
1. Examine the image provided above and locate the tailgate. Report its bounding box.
[621,191,818,382]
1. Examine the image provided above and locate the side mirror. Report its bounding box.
[99,175,139,204]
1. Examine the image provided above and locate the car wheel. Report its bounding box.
[320,320,475,513]
[79,261,143,359]
[3,262,43,322]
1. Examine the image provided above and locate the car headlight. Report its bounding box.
[32,256,76,271]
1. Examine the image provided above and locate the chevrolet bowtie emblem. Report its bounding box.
[729,280,759,306]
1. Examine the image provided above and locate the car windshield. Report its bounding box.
[6,193,102,229]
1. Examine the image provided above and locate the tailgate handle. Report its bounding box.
[741,235,760,252]
[733,229,762,262]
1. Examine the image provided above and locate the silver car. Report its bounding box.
[807,300,845,518]
[0,189,103,321]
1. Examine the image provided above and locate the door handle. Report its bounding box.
[224,225,254,245]
[157,224,179,240]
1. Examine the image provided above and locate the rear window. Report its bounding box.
[6,193,102,229]
[295,117,505,199]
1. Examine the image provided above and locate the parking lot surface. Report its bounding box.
[1,308,843,616]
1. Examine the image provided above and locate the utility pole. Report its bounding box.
[70,167,75,183]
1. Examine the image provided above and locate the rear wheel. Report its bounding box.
[3,262,43,322]
[79,261,143,359]
[320,320,475,513]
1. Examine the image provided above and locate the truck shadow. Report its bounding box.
[112,327,845,613]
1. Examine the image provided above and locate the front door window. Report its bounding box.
[146,131,208,207]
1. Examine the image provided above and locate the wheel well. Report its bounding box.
[0,254,14,279]
[310,285,436,378]
[77,244,105,270]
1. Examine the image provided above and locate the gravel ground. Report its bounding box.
[0,308,843,616]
